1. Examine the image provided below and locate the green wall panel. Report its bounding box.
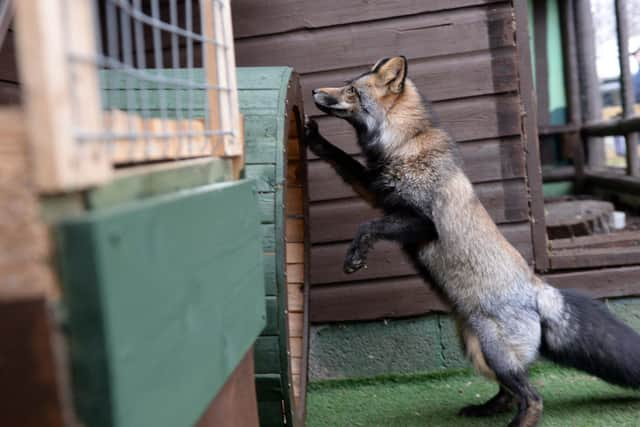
[57,180,265,427]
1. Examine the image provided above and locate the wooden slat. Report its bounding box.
[233,0,504,38]
[0,108,57,299]
[545,266,640,299]
[550,247,640,270]
[310,277,450,323]
[286,243,304,264]
[309,180,529,244]
[306,93,522,156]
[235,4,515,74]
[15,0,110,191]
[288,312,303,337]
[300,49,518,115]
[550,231,640,250]
[308,137,525,199]
[286,187,303,216]
[310,222,533,285]
[310,266,640,323]
[287,283,304,312]
[285,218,304,242]
[286,264,304,284]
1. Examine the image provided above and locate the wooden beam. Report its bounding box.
[582,116,640,137]
[614,0,639,176]
[533,0,549,127]
[14,0,110,191]
[513,0,549,271]
[574,0,605,168]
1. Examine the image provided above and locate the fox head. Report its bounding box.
[313,56,409,121]
[312,56,430,147]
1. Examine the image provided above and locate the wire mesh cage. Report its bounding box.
[15,0,241,192]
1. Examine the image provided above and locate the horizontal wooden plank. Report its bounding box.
[309,180,529,245]
[301,48,518,115]
[311,265,640,323]
[233,0,504,38]
[549,230,640,250]
[549,247,640,270]
[235,4,515,74]
[310,276,449,322]
[306,94,522,157]
[308,137,525,201]
[544,266,640,299]
[310,222,532,285]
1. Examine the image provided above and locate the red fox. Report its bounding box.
[304,56,640,427]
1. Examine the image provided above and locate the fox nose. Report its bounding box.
[312,89,318,96]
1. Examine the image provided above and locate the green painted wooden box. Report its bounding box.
[56,179,266,427]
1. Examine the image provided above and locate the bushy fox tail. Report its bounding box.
[539,288,640,388]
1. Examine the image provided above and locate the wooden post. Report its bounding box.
[14,0,110,192]
[201,0,243,162]
[533,0,549,128]
[615,0,639,176]
[513,0,549,272]
[574,0,606,169]
[560,0,585,190]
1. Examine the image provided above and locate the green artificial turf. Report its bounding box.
[306,365,640,426]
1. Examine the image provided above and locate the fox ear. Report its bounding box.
[371,57,391,72]
[375,56,407,93]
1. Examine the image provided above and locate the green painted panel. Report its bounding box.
[255,336,281,375]
[262,224,276,252]
[57,180,266,427]
[239,90,282,116]
[263,254,277,297]
[239,67,298,427]
[246,164,278,192]
[258,192,276,224]
[237,67,291,90]
[263,296,279,336]
[246,137,278,165]
[244,115,280,141]
[86,159,233,210]
[255,374,284,402]
[258,402,286,427]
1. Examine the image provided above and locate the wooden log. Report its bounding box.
[545,200,614,239]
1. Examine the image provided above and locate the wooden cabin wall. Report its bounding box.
[0,29,20,105]
[232,0,544,323]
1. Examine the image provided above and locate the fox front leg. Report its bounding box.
[303,116,376,205]
[344,214,438,274]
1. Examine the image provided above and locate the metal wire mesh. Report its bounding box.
[64,0,237,165]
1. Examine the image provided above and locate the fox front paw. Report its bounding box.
[343,248,367,274]
[304,115,319,138]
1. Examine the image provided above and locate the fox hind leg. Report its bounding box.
[458,319,543,426]
[458,386,516,417]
